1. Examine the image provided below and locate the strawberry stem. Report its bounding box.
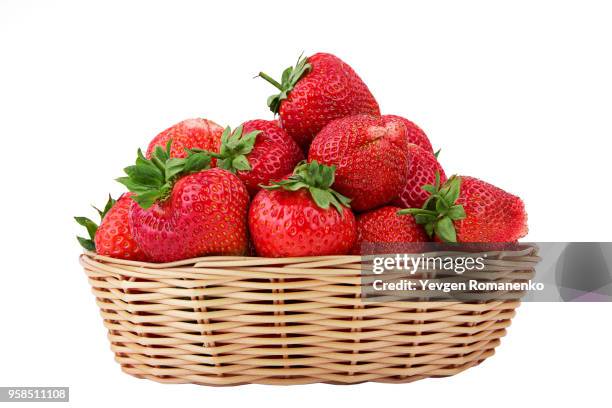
[151,155,166,172]
[257,72,283,90]
[261,160,351,215]
[212,126,261,174]
[398,208,438,216]
[397,173,466,242]
[258,53,312,114]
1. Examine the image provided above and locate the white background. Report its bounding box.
[1,0,610,406]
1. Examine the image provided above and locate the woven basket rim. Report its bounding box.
[82,243,540,269]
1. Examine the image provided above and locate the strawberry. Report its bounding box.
[249,161,357,257]
[392,144,447,208]
[145,118,223,160]
[75,193,146,261]
[258,53,380,150]
[308,114,410,212]
[118,143,249,262]
[206,120,303,196]
[353,206,428,254]
[383,115,433,153]
[399,176,528,243]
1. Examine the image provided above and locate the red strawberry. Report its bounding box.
[399,176,528,243]
[146,118,223,160]
[308,114,410,212]
[75,193,146,261]
[208,120,303,196]
[392,144,447,208]
[353,206,428,254]
[258,53,380,150]
[383,115,433,153]
[118,144,249,262]
[249,161,357,257]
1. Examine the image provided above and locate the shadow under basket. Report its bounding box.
[80,244,540,386]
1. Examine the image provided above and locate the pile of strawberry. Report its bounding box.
[77,53,528,263]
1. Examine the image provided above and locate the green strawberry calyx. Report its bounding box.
[192,126,261,174]
[261,160,351,215]
[75,194,116,251]
[116,141,212,210]
[397,173,467,243]
[257,53,312,114]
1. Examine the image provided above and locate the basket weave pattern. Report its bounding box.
[80,245,539,386]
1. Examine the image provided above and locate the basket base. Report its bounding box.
[115,347,496,386]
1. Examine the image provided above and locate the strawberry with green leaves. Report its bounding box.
[203,120,303,196]
[75,193,146,261]
[249,161,357,257]
[258,53,380,150]
[118,143,250,262]
[399,175,528,243]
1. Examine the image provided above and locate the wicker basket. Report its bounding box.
[80,244,539,386]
